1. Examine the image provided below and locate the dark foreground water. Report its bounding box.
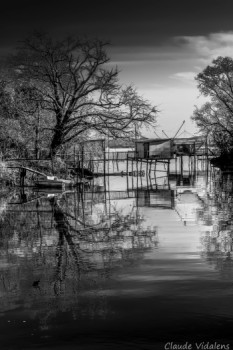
[1,160,233,349]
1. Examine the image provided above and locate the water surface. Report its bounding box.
[0,159,233,349]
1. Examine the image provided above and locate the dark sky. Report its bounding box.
[1,0,233,50]
[1,0,233,136]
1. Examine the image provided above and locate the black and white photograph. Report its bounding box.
[1,1,233,349]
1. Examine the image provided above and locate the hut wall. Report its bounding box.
[135,142,145,158]
[173,140,195,155]
[149,140,172,158]
[135,139,173,158]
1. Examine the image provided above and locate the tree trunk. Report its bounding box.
[49,129,63,158]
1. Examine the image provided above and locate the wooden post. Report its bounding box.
[103,151,106,177]
[146,159,149,175]
[73,146,76,181]
[180,156,183,177]
[154,160,156,182]
[167,160,170,178]
[136,152,139,177]
[20,167,26,187]
[206,156,209,183]
[81,143,84,178]
[149,160,152,175]
[76,153,80,183]
[136,157,139,189]
[194,155,197,174]
[205,137,208,160]
[74,146,76,168]
[126,161,129,192]
[171,189,175,209]
[131,159,134,189]
[146,163,149,189]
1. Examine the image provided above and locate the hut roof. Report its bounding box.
[135,138,172,143]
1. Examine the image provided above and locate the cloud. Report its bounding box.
[167,32,233,86]
[107,31,233,138]
[110,32,233,91]
[170,71,196,83]
[175,32,233,64]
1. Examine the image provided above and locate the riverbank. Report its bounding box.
[0,158,17,187]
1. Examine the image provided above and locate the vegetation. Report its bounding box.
[0,32,157,162]
[0,155,17,186]
[192,56,233,165]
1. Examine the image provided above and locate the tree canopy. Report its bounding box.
[192,56,233,157]
[4,32,157,157]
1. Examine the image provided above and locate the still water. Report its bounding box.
[1,158,233,349]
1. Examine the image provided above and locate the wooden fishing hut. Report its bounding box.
[135,138,174,159]
[133,135,206,178]
[135,136,205,159]
[131,138,174,181]
[173,136,206,156]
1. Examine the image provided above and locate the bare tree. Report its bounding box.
[9,32,157,157]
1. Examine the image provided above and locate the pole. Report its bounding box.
[173,120,185,139]
[162,130,169,138]
[103,139,106,178]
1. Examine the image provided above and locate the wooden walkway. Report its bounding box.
[7,165,77,188]
[7,165,47,178]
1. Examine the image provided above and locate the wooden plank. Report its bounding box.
[7,166,47,177]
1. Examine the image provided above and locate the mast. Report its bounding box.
[162,130,169,138]
[173,120,185,139]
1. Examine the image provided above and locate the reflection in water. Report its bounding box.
[0,187,158,309]
[1,161,233,348]
[200,172,233,276]
[0,187,159,343]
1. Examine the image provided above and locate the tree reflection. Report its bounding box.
[200,170,233,277]
[0,188,158,323]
